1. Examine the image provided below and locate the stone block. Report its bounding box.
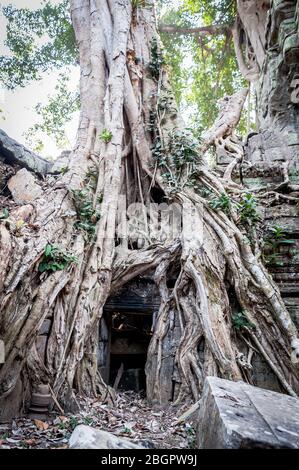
[0,129,52,175]
[8,168,43,204]
[69,425,143,449]
[197,376,299,449]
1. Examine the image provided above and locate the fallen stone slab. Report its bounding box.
[8,168,43,204]
[197,376,299,449]
[0,128,52,175]
[69,425,144,449]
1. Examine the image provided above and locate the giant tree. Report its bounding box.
[0,0,298,420]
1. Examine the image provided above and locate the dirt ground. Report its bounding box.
[0,391,197,449]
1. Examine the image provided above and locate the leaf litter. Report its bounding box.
[0,391,197,449]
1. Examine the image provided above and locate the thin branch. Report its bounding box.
[159,23,231,38]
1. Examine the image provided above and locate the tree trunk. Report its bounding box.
[0,0,298,420]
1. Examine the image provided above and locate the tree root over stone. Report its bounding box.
[0,1,298,418]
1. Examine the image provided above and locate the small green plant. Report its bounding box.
[209,192,231,213]
[237,193,260,225]
[151,139,165,165]
[99,129,113,143]
[72,189,101,239]
[267,224,294,243]
[69,416,79,431]
[232,311,256,332]
[185,424,196,449]
[168,129,199,169]
[263,224,295,266]
[0,208,9,220]
[82,416,94,426]
[39,244,78,273]
[58,421,68,430]
[59,166,69,175]
[122,426,132,435]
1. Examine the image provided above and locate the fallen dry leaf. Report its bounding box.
[24,438,37,446]
[34,419,49,431]
[59,416,68,423]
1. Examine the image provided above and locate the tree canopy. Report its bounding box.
[0,0,76,89]
[0,0,247,149]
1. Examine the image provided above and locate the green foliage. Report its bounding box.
[69,416,79,431]
[59,166,70,175]
[26,72,80,148]
[209,192,231,213]
[99,129,113,144]
[159,12,189,105]
[0,0,76,89]
[267,224,293,243]
[168,129,199,168]
[146,110,158,133]
[208,192,260,226]
[82,416,94,426]
[122,426,133,435]
[0,208,9,220]
[263,224,295,266]
[159,1,248,137]
[237,193,260,226]
[39,244,78,273]
[151,128,201,188]
[132,0,144,8]
[185,424,196,449]
[148,38,164,80]
[151,139,164,164]
[72,188,101,240]
[232,311,256,332]
[182,0,236,23]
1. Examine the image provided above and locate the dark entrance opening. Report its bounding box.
[109,312,152,393]
[100,279,159,394]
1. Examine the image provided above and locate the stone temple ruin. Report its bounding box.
[0,0,299,449]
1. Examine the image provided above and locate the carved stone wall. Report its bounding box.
[237,0,299,392]
[258,0,299,136]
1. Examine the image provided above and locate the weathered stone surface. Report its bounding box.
[69,425,143,449]
[0,128,52,175]
[8,168,43,204]
[197,377,299,449]
[50,150,71,174]
[258,1,299,135]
